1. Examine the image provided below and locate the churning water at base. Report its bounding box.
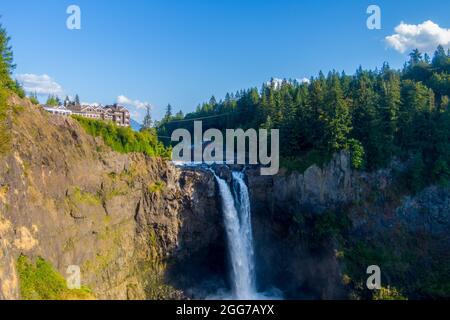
[214,171,257,300]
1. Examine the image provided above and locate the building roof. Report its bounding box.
[43,105,72,113]
[64,104,130,115]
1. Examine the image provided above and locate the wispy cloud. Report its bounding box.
[117,95,150,110]
[298,78,310,84]
[16,74,63,95]
[386,20,450,53]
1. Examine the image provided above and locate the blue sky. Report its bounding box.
[1,0,450,121]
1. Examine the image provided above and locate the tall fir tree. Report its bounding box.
[320,74,352,152]
[377,70,401,163]
[165,104,173,118]
[74,94,80,106]
[142,104,153,129]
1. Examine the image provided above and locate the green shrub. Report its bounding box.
[72,116,170,159]
[29,95,39,105]
[348,138,365,169]
[8,80,25,98]
[373,286,408,300]
[70,186,101,206]
[148,181,166,193]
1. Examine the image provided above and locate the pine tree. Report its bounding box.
[74,94,80,106]
[409,49,422,66]
[351,71,378,166]
[291,84,310,152]
[307,73,326,146]
[0,22,15,88]
[280,91,296,156]
[142,104,152,129]
[257,84,271,127]
[432,45,448,71]
[321,74,352,152]
[209,96,217,107]
[398,80,434,152]
[64,96,70,107]
[165,104,173,118]
[377,70,401,163]
[175,110,184,119]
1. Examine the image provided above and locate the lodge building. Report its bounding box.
[43,103,131,127]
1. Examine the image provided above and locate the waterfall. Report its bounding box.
[214,171,257,300]
[231,171,256,290]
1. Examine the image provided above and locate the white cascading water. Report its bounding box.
[231,171,256,290]
[214,171,257,299]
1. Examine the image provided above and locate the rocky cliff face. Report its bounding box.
[246,152,450,299]
[246,153,358,299]
[0,96,224,300]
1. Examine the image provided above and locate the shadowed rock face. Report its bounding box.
[246,154,355,299]
[166,168,229,298]
[245,152,450,299]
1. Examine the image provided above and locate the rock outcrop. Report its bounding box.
[0,96,223,300]
[245,152,450,299]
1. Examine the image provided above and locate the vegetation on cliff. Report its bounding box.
[0,22,13,155]
[313,194,448,299]
[17,255,94,300]
[0,87,9,155]
[72,115,171,159]
[0,21,29,155]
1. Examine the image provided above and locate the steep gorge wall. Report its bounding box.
[246,152,450,299]
[247,153,358,298]
[0,97,224,300]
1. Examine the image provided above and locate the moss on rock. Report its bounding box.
[17,255,94,300]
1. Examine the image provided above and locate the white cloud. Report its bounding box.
[117,95,132,105]
[386,20,450,53]
[16,74,63,95]
[267,77,310,89]
[297,77,310,84]
[117,95,150,110]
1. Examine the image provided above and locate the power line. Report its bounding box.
[161,110,251,124]
[156,110,254,139]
